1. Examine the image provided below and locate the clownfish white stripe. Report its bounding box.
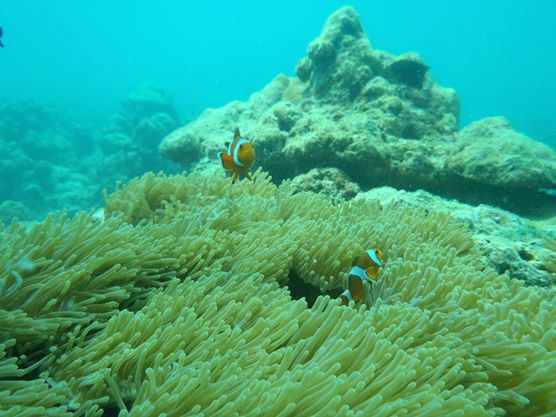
[350,266,373,283]
[340,289,352,301]
[367,249,383,267]
[233,138,249,167]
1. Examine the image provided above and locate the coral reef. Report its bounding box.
[356,186,556,287]
[0,98,97,220]
[1,171,555,416]
[98,83,181,185]
[289,167,361,203]
[0,85,182,223]
[440,117,556,215]
[159,6,556,217]
[0,200,30,224]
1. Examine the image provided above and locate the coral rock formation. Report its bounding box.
[0,98,96,220]
[159,6,556,216]
[289,167,361,203]
[0,85,183,222]
[99,83,181,183]
[356,186,556,287]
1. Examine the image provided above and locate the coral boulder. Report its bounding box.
[159,6,556,217]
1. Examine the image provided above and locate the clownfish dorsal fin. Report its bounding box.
[234,128,241,140]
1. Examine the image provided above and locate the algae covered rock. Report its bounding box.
[356,186,556,287]
[159,5,459,169]
[123,83,180,123]
[386,52,429,89]
[445,117,556,189]
[289,167,361,203]
[100,83,180,153]
[432,117,556,216]
[159,6,556,216]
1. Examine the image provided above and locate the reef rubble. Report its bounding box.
[160,6,556,217]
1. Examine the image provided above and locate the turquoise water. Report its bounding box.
[2,0,556,142]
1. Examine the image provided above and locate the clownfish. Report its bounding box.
[219,128,255,183]
[339,248,384,305]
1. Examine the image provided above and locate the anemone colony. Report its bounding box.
[1,171,555,416]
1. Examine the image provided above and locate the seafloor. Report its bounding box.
[1,6,555,417]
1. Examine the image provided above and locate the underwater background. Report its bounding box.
[3,0,556,136]
[2,1,556,417]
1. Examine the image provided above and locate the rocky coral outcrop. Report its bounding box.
[99,84,181,183]
[0,98,96,220]
[0,200,29,223]
[289,167,361,203]
[159,6,556,216]
[0,85,183,223]
[355,186,556,287]
[446,117,556,188]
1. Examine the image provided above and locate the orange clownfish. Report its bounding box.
[339,248,384,305]
[219,128,255,183]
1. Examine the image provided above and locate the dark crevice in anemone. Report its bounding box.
[285,269,340,308]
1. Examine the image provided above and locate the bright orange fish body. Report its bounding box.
[219,128,255,183]
[339,248,384,305]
